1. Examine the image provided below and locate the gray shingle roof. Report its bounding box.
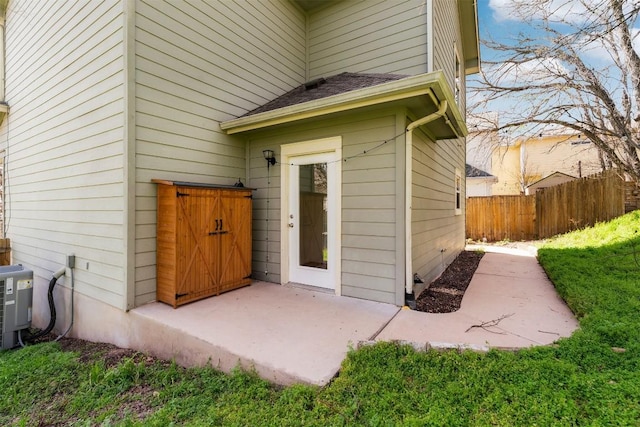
[465,164,494,178]
[243,72,408,117]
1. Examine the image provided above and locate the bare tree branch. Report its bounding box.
[470,0,640,181]
[465,313,515,334]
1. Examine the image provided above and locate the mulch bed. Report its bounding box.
[415,250,484,313]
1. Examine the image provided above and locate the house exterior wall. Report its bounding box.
[246,108,402,305]
[524,136,602,178]
[467,177,496,197]
[2,0,128,320]
[411,127,465,288]
[2,0,474,339]
[408,0,467,289]
[491,144,523,194]
[133,0,307,306]
[307,0,429,80]
[2,0,310,324]
[432,0,465,113]
[492,134,603,195]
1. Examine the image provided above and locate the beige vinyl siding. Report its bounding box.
[3,0,127,309]
[411,127,466,286]
[432,0,465,113]
[410,0,467,281]
[246,109,400,304]
[307,0,428,80]
[133,0,307,305]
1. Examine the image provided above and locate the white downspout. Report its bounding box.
[404,99,448,296]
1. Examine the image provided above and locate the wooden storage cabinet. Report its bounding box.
[154,180,253,307]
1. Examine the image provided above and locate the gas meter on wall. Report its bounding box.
[0,265,33,349]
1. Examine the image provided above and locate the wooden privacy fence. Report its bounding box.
[536,170,625,238]
[0,238,10,266]
[466,169,626,241]
[466,195,536,241]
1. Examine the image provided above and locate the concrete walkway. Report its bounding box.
[130,245,578,386]
[376,245,579,350]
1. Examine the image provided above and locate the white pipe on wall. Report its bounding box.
[404,99,448,296]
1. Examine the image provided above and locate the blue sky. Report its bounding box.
[470,0,640,124]
[477,0,512,51]
[475,0,640,63]
[475,0,547,62]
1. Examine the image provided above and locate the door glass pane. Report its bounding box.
[299,163,327,269]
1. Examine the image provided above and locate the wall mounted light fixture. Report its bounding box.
[263,149,276,166]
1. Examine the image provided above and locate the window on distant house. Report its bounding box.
[455,168,462,215]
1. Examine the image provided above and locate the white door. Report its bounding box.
[287,151,340,290]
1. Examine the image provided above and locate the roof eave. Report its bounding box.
[220,71,468,138]
[459,0,480,75]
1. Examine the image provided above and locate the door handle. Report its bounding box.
[215,219,219,231]
[288,223,294,228]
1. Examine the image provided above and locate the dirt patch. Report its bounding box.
[415,250,484,313]
[26,333,164,370]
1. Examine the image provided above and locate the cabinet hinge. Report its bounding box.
[176,192,189,197]
[244,274,252,280]
[176,292,188,299]
[245,194,253,199]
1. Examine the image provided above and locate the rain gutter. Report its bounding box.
[220,72,461,136]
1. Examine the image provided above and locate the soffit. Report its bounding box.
[292,0,340,12]
[458,0,480,75]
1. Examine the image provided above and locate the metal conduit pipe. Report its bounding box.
[18,267,66,345]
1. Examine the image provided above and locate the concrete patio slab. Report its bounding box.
[127,245,579,386]
[375,245,579,350]
[129,282,400,386]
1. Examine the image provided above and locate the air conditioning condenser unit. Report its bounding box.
[0,265,33,349]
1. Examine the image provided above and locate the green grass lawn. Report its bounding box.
[2,211,640,426]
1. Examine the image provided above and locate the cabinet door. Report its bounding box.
[175,187,220,302]
[218,190,252,292]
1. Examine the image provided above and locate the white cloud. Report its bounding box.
[488,0,518,22]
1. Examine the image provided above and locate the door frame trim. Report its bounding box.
[280,136,342,295]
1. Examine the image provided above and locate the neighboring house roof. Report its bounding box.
[221,71,468,139]
[527,171,576,189]
[243,73,407,116]
[465,164,494,178]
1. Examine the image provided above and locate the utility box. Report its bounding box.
[0,265,33,349]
